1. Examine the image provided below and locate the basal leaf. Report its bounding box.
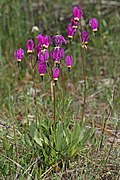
[55,121,63,151]
[34,129,43,147]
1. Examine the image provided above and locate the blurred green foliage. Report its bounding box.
[0,0,74,60]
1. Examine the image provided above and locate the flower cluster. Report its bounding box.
[67,6,98,48]
[50,35,66,66]
[80,17,98,47]
[67,6,83,39]
[14,5,98,82]
[36,34,71,81]
[14,32,73,82]
[35,34,51,78]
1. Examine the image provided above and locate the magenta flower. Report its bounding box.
[81,31,88,45]
[43,35,51,49]
[43,49,49,62]
[73,6,83,22]
[36,34,51,49]
[71,18,79,29]
[52,35,67,47]
[53,67,60,81]
[89,18,98,32]
[65,55,73,71]
[38,61,47,78]
[50,48,64,64]
[50,49,58,64]
[38,54,44,64]
[50,49,60,64]
[38,49,49,63]
[36,34,43,44]
[14,48,24,62]
[35,44,42,55]
[67,24,76,39]
[58,48,65,59]
[26,39,34,54]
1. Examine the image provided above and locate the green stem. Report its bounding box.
[81,47,86,120]
[30,55,37,105]
[61,66,65,120]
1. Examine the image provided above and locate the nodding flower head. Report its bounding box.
[65,55,73,71]
[67,24,76,39]
[89,18,98,32]
[38,49,49,63]
[38,61,47,80]
[36,34,43,44]
[42,49,49,62]
[81,31,89,47]
[50,48,64,64]
[52,35,67,47]
[73,6,83,22]
[36,34,51,49]
[53,67,60,82]
[26,39,34,54]
[38,52,44,64]
[14,48,24,62]
[43,35,51,49]
[59,48,65,59]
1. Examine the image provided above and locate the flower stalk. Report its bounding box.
[81,46,86,120]
[53,82,56,124]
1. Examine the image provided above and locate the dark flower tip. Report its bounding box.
[68,67,71,72]
[40,75,44,81]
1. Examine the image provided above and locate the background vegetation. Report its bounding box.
[0,0,120,179]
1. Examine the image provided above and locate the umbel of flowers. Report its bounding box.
[14,33,73,83]
[67,6,98,46]
[14,5,98,82]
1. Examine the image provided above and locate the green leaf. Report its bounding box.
[80,128,93,146]
[21,135,26,145]
[55,121,63,151]
[71,123,81,143]
[29,122,36,137]
[71,147,78,157]
[66,138,78,158]
[79,120,86,141]
[8,144,13,158]
[34,129,43,147]
[43,136,49,145]
[63,128,71,145]
[25,134,32,147]
[65,121,87,158]
[3,139,8,151]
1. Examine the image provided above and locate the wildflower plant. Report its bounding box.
[14,4,98,175]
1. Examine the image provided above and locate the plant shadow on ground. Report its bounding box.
[0,0,120,179]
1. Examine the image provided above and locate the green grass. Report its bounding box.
[0,0,120,179]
